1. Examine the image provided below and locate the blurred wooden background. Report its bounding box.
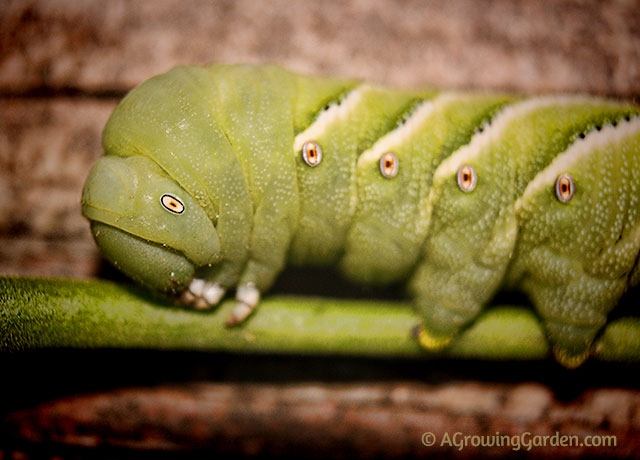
[0,0,640,277]
[1,0,640,280]
[1,1,640,458]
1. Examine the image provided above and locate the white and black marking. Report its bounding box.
[555,173,575,203]
[456,165,477,192]
[379,152,399,178]
[160,193,185,214]
[301,141,323,167]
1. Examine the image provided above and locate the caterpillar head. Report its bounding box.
[81,155,221,294]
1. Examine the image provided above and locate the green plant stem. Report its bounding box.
[1,276,638,362]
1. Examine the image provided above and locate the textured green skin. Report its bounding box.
[340,93,511,282]
[81,64,640,367]
[409,99,640,366]
[289,85,430,265]
[510,121,640,365]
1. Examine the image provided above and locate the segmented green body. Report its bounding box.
[81,64,640,367]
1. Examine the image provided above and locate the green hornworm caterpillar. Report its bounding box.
[81,64,640,367]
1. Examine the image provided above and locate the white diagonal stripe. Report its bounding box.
[516,116,640,209]
[293,86,367,151]
[434,95,598,179]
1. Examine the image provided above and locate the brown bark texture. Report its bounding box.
[2,381,639,459]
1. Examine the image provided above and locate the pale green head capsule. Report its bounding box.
[81,155,221,293]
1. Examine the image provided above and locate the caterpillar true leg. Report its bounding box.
[226,283,261,326]
[180,279,226,309]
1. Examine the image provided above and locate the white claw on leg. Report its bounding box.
[180,279,226,310]
[226,283,260,326]
[202,282,226,305]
